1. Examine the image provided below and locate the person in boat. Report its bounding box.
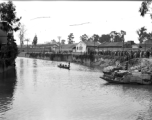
[59,64,62,67]
[68,62,70,68]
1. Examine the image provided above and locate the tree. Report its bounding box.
[139,1,152,17]
[92,34,100,42]
[32,35,38,46]
[18,24,26,47]
[137,26,147,43]
[0,1,21,32]
[99,34,111,43]
[61,39,65,44]
[68,33,74,44]
[110,31,117,42]
[80,34,89,42]
[51,39,56,44]
[110,31,123,42]
[88,37,93,42]
[0,1,21,62]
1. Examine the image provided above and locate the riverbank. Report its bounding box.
[18,52,152,71]
[0,65,15,73]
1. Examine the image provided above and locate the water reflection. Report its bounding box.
[102,83,152,120]
[33,59,37,87]
[2,57,152,120]
[0,68,17,115]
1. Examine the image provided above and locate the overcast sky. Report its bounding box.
[2,1,152,45]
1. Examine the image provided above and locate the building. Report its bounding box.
[138,39,152,51]
[55,43,77,53]
[98,42,124,51]
[98,41,137,51]
[18,43,59,53]
[75,41,100,53]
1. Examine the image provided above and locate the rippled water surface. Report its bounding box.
[0,57,152,120]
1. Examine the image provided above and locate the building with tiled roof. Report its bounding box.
[98,41,136,51]
[55,43,78,53]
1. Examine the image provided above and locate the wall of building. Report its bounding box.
[98,47,140,51]
[75,41,87,53]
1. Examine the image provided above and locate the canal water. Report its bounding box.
[0,57,152,120]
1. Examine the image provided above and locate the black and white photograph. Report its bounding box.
[0,0,152,120]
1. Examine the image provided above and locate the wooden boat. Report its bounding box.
[58,65,70,70]
[100,71,152,85]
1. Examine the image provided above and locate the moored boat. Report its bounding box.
[101,66,152,85]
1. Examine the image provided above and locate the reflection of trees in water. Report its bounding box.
[33,69,37,87]
[103,83,152,120]
[20,59,24,69]
[33,59,37,68]
[0,68,17,114]
[33,59,37,87]
[19,59,24,76]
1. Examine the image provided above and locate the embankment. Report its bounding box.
[18,52,152,70]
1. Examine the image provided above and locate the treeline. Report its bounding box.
[48,30,126,45]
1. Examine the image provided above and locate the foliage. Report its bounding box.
[0,1,21,31]
[68,33,74,44]
[109,30,126,42]
[32,35,38,46]
[61,39,65,44]
[139,1,152,17]
[92,34,100,42]
[18,24,26,47]
[99,34,111,43]
[0,1,21,64]
[80,34,89,42]
[136,26,148,43]
[88,37,93,42]
[51,39,57,44]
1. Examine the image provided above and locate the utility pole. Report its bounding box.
[24,39,30,54]
[121,30,126,52]
[58,36,61,53]
[144,38,147,51]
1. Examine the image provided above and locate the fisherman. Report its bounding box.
[68,62,70,68]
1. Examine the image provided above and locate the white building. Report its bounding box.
[75,41,101,53]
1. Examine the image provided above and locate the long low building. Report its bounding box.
[18,43,59,53]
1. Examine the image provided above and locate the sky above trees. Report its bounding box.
[3,1,152,45]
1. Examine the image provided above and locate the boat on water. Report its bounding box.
[58,64,70,70]
[100,66,152,85]
[58,62,70,70]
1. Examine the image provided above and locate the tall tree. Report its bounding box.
[139,1,152,17]
[88,37,93,42]
[110,31,123,42]
[110,31,117,42]
[61,39,65,44]
[0,1,21,61]
[32,35,38,46]
[92,34,100,42]
[99,34,111,43]
[137,26,147,43]
[51,39,56,44]
[18,24,26,47]
[68,33,74,44]
[120,30,126,42]
[80,34,89,42]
